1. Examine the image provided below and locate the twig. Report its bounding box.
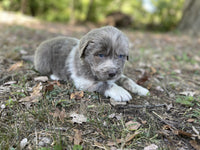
[116,103,166,109]
[152,111,177,130]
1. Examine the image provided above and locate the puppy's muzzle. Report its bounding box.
[106,68,120,80]
[108,70,117,78]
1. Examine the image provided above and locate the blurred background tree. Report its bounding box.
[178,0,200,35]
[0,0,186,31]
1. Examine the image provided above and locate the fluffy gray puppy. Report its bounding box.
[34,26,149,101]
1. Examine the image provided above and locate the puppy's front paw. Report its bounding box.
[105,84,132,101]
[137,87,150,96]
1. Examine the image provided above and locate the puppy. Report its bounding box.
[34,26,149,101]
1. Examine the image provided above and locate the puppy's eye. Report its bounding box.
[118,55,126,59]
[98,54,105,58]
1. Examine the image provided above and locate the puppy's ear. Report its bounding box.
[127,56,129,61]
[79,39,94,58]
[79,41,89,58]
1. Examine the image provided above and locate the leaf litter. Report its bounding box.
[0,19,200,149]
[19,82,43,103]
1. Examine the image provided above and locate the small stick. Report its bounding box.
[152,111,177,130]
[116,103,166,109]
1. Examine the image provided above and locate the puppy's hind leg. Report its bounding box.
[118,75,150,96]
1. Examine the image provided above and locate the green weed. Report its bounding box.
[175,96,198,106]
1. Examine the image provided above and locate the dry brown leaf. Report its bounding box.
[114,131,140,144]
[175,130,193,138]
[190,140,200,150]
[150,66,157,75]
[187,118,195,123]
[70,91,84,100]
[50,108,60,118]
[125,121,141,131]
[8,61,23,71]
[19,83,42,103]
[44,84,54,92]
[137,72,150,85]
[59,109,67,123]
[139,118,147,124]
[50,108,66,123]
[74,129,82,145]
[54,81,61,86]
[125,131,140,143]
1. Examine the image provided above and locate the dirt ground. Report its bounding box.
[0,12,200,150]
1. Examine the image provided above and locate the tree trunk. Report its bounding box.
[86,0,96,22]
[20,0,27,14]
[178,0,200,35]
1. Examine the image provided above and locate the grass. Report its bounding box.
[175,96,198,107]
[0,22,200,149]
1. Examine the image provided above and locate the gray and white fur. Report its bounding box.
[34,26,149,101]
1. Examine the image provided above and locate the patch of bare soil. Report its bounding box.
[0,12,200,150]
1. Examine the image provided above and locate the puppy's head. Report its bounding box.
[79,26,129,81]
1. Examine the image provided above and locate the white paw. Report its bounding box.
[50,74,60,80]
[137,87,150,96]
[105,83,132,102]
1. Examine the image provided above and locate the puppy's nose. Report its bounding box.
[108,71,116,78]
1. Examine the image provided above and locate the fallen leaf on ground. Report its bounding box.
[150,66,157,75]
[137,71,150,85]
[50,108,66,123]
[174,129,193,138]
[190,140,200,150]
[179,91,196,96]
[125,121,141,131]
[113,131,140,145]
[125,131,140,143]
[70,91,84,100]
[8,61,23,71]
[74,129,82,145]
[144,144,158,150]
[70,112,87,124]
[187,118,195,123]
[44,83,54,92]
[34,76,49,82]
[139,118,147,124]
[52,80,61,86]
[19,83,43,103]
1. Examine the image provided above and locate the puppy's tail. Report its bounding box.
[21,55,34,63]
